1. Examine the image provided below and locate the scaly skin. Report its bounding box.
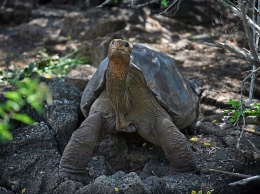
[106,39,132,129]
[59,39,198,183]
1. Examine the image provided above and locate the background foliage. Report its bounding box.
[0,51,87,141]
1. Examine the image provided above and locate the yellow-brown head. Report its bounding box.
[108,39,133,60]
[107,39,133,80]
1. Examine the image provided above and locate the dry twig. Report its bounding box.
[217,0,260,34]
[209,168,251,178]
[159,0,183,15]
[129,0,159,9]
[238,0,258,60]
[229,176,260,186]
[237,66,260,148]
[209,168,260,185]
[96,0,113,8]
[248,139,260,159]
[202,42,256,63]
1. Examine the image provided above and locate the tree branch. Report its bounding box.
[245,0,260,15]
[217,0,260,35]
[209,169,251,178]
[159,0,183,15]
[238,0,259,60]
[129,0,160,9]
[229,176,260,186]
[248,139,260,159]
[96,0,113,8]
[202,42,260,65]
[210,169,260,186]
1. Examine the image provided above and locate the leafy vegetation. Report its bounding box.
[161,0,168,7]
[0,78,52,141]
[0,50,87,141]
[224,99,260,123]
[0,49,88,83]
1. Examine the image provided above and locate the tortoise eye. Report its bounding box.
[125,42,129,47]
[111,40,115,45]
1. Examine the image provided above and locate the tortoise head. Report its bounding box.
[107,39,133,80]
[108,39,133,61]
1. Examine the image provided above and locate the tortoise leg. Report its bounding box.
[157,117,198,172]
[138,116,198,173]
[59,113,103,183]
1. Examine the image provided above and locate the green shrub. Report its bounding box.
[224,99,260,123]
[0,50,88,141]
[0,49,88,83]
[0,78,52,141]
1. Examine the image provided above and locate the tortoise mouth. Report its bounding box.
[109,48,130,56]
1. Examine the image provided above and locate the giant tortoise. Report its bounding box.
[59,39,200,181]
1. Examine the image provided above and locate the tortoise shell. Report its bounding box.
[81,44,200,129]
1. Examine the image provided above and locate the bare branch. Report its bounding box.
[96,0,113,8]
[223,20,242,43]
[202,42,257,64]
[159,0,183,15]
[238,0,259,60]
[209,169,251,178]
[210,169,260,186]
[248,139,260,152]
[248,64,256,103]
[248,139,260,159]
[129,0,160,9]
[245,0,260,15]
[217,0,260,35]
[229,176,260,186]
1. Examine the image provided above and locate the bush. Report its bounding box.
[0,78,52,141]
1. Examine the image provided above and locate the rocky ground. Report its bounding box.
[0,0,260,194]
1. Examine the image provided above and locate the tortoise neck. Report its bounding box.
[107,56,129,80]
[106,56,130,113]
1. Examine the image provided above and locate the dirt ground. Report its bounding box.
[0,1,260,193]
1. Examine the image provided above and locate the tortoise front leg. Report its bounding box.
[157,117,198,172]
[59,113,103,183]
[138,116,198,173]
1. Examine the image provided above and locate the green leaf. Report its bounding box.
[0,123,13,141]
[30,101,43,114]
[252,103,260,110]
[5,101,20,111]
[13,113,34,124]
[4,91,22,101]
[230,117,237,123]
[0,106,5,117]
[161,0,168,7]
[223,109,232,114]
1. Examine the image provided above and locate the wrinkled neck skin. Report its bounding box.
[106,55,130,129]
